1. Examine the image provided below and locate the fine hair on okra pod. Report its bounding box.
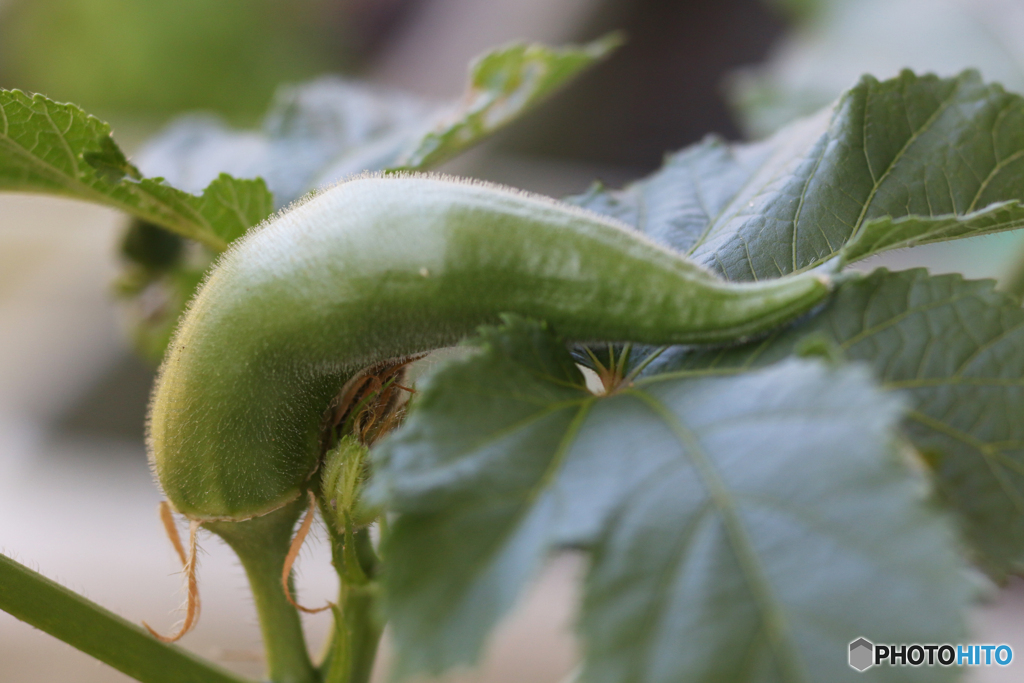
[148,172,833,525]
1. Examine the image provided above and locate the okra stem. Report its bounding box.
[206,501,318,683]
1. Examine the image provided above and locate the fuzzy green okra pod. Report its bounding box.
[148,174,832,522]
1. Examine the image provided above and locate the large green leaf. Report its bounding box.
[728,0,1024,138]
[370,316,969,682]
[0,89,271,250]
[136,37,619,209]
[657,268,1024,576]
[367,318,594,679]
[571,70,1024,281]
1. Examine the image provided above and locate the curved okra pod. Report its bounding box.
[148,174,832,522]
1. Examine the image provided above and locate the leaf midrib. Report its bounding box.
[907,409,1024,513]
[0,97,231,250]
[848,77,963,243]
[625,387,809,683]
[0,134,228,248]
[686,76,968,279]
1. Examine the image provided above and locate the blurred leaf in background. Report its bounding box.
[729,0,1024,138]
[134,79,437,208]
[134,36,621,208]
[0,0,353,122]
[113,36,619,360]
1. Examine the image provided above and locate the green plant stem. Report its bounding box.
[323,583,382,683]
[0,552,252,683]
[321,523,383,683]
[206,500,318,683]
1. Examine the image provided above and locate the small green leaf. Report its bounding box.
[572,70,1024,281]
[370,317,969,682]
[841,200,1024,264]
[663,268,1024,576]
[191,173,273,244]
[0,89,272,250]
[392,35,621,171]
[0,89,268,361]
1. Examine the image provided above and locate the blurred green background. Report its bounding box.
[0,0,793,164]
[0,0,354,122]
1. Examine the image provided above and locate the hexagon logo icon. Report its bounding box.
[849,638,874,672]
